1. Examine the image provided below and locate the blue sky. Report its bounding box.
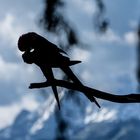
[0,0,140,131]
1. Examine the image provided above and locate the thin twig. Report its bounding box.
[29,80,140,104]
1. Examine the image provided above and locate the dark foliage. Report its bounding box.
[137,22,140,91]
[55,110,69,140]
[41,0,78,51]
[94,0,109,32]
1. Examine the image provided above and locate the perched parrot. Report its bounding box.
[18,32,100,109]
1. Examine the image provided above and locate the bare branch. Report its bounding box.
[29,80,140,104]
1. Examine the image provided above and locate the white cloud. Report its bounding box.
[0,94,39,129]
[0,14,28,49]
[103,29,122,43]
[0,56,19,81]
[124,31,138,46]
[81,28,138,48]
[20,95,40,111]
[0,104,20,129]
[81,28,122,44]
[0,56,37,82]
[68,0,96,15]
[84,107,117,124]
[71,47,91,62]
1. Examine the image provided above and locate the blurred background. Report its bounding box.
[0,0,140,139]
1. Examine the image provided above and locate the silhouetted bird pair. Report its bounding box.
[18,32,100,109]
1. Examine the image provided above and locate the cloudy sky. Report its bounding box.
[0,0,45,129]
[0,0,140,130]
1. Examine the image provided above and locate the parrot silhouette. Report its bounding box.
[18,32,100,109]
